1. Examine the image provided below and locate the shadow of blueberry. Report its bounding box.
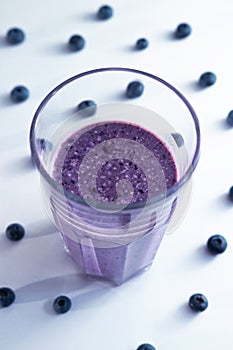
[0,93,17,107]
[0,35,11,48]
[82,13,99,21]
[166,30,178,40]
[188,81,205,92]
[219,193,233,209]
[212,119,233,131]
[44,42,74,55]
[195,245,219,261]
[177,302,200,319]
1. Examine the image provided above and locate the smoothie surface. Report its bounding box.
[53,121,177,204]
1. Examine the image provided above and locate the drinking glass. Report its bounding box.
[30,67,200,285]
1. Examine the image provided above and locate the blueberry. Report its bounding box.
[189,293,208,312]
[97,5,113,20]
[207,235,227,254]
[38,138,46,151]
[37,139,53,152]
[126,81,144,98]
[226,110,233,126]
[53,295,72,314]
[68,35,85,52]
[0,287,16,307]
[171,133,184,147]
[6,27,25,45]
[5,223,25,241]
[77,100,97,117]
[10,85,29,103]
[136,38,149,50]
[198,72,217,87]
[174,23,192,39]
[229,186,233,202]
[136,344,156,350]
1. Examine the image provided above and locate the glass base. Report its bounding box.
[83,263,153,286]
[60,226,165,285]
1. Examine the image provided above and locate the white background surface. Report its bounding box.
[1,1,233,349]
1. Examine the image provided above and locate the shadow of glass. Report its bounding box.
[0,234,21,254]
[14,273,91,303]
[26,219,58,239]
[0,219,57,252]
[1,131,28,151]
[43,281,113,314]
[71,285,113,310]
[2,155,35,177]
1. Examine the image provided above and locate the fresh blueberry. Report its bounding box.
[136,38,149,50]
[126,81,144,98]
[174,23,192,39]
[97,5,113,20]
[37,139,53,152]
[10,85,29,103]
[189,293,208,312]
[38,138,46,151]
[136,344,156,350]
[198,72,217,87]
[226,110,233,127]
[171,133,184,147]
[77,100,97,117]
[5,223,25,241]
[0,287,16,307]
[229,186,233,202]
[68,35,85,52]
[6,27,25,45]
[207,235,227,254]
[53,295,72,314]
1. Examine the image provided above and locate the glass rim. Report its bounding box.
[29,67,201,208]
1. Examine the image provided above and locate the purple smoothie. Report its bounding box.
[52,121,177,284]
